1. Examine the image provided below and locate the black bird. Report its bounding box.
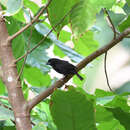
[46,58,83,80]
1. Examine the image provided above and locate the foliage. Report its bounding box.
[0,0,130,129]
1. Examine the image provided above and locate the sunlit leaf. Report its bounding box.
[50,89,96,130]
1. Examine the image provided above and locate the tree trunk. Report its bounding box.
[0,6,32,130]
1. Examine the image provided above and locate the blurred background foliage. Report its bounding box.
[0,0,130,129]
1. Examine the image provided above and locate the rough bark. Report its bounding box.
[0,7,32,130]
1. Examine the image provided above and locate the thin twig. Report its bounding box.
[0,101,12,110]
[15,7,73,63]
[16,27,33,80]
[8,0,52,41]
[103,8,116,39]
[104,52,113,91]
[103,8,117,91]
[0,96,8,100]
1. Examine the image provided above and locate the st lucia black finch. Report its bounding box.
[46,58,83,80]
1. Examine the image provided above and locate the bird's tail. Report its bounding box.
[76,73,83,80]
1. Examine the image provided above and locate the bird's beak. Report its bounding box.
[46,61,50,65]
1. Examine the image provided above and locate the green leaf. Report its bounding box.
[97,119,125,130]
[119,15,130,32]
[73,31,99,56]
[0,79,6,94]
[32,123,47,130]
[23,66,51,87]
[22,81,29,100]
[123,3,130,15]
[0,106,14,120]
[6,18,25,58]
[13,9,25,23]
[95,89,114,97]
[53,45,66,58]
[70,0,116,37]
[96,105,114,123]
[58,30,71,43]
[6,0,23,15]
[53,30,71,58]
[54,40,84,62]
[23,0,39,14]
[96,96,115,105]
[106,107,130,130]
[47,0,79,33]
[73,73,86,88]
[105,96,130,113]
[95,89,115,105]
[126,0,130,6]
[50,89,96,130]
[2,126,16,130]
[70,0,96,37]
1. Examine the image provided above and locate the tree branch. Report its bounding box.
[8,0,52,41]
[28,27,130,110]
[0,101,12,111]
[0,96,8,100]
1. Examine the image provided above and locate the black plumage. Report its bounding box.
[46,58,83,80]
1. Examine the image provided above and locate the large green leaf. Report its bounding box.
[50,88,96,130]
